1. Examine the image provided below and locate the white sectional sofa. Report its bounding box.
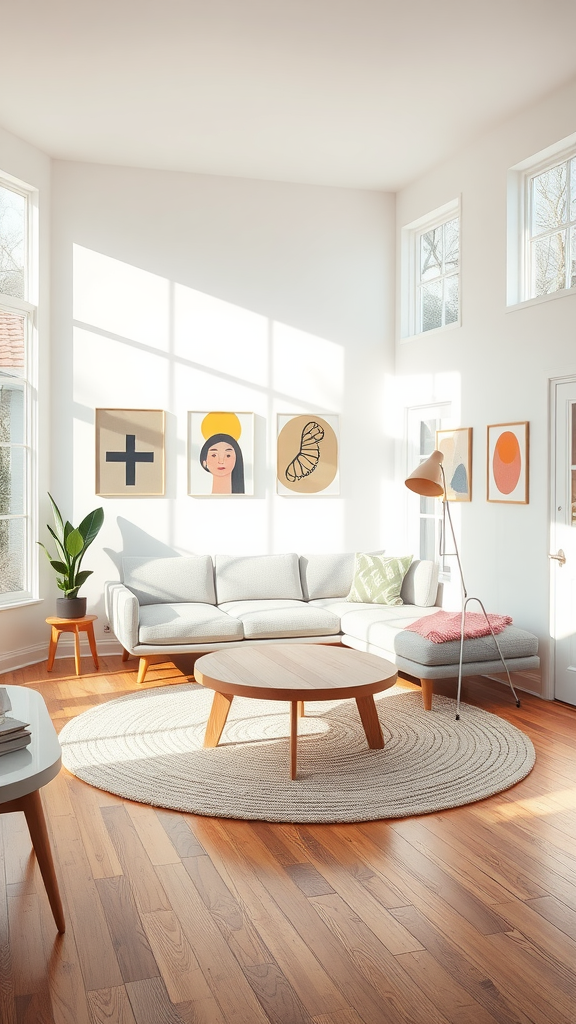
[104,551,539,708]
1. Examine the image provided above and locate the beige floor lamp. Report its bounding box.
[405,449,521,719]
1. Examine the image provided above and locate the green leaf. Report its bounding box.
[37,541,54,562]
[48,493,64,542]
[74,570,93,589]
[49,559,68,575]
[64,521,74,542]
[56,580,67,591]
[77,507,104,548]
[65,529,84,557]
[46,526,67,562]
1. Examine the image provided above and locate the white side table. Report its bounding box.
[0,685,65,932]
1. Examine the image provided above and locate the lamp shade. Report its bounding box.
[405,449,445,497]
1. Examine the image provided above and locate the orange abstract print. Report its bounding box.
[492,430,521,494]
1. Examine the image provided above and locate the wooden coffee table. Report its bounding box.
[0,685,65,932]
[194,644,397,779]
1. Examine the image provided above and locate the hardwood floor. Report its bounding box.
[1,654,575,1024]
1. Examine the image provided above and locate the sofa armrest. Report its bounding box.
[104,581,139,652]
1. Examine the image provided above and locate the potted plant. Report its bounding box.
[39,494,104,619]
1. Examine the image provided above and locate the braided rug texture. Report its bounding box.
[59,683,535,823]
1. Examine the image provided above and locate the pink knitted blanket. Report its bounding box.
[406,610,512,644]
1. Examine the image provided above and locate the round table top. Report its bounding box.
[194,644,397,702]
[46,614,97,626]
[0,685,61,803]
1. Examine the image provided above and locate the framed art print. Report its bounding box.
[487,421,529,504]
[277,414,339,495]
[96,409,165,496]
[188,411,254,495]
[436,427,472,501]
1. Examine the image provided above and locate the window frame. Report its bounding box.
[507,132,576,309]
[523,151,576,301]
[400,197,461,341]
[0,172,38,610]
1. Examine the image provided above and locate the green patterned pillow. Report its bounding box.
[346,553,414,605]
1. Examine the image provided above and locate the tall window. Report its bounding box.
[401,199,460,339]
[527,155,576,298]
[406,404,450,576]
[0,178,35,607]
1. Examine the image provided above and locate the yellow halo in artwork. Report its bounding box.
[201,412,242,440]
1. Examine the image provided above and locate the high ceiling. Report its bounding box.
[2,0,576,190]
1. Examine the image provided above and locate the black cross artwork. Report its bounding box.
[106,434,154,486]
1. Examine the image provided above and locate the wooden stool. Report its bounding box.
[46,614,99,676]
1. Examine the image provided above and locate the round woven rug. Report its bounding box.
[59,683,535,823]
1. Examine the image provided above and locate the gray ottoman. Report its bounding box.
[393,625,540,710]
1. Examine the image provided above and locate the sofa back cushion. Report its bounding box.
[400,559,439,607]
[122,555,216,606]
[299,551,385,601]
[215,553,303,603]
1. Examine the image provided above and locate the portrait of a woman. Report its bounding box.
[188,411,254,496]
[200,432,245,494]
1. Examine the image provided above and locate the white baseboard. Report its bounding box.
[0,642,48,675]
[0,637,123,675]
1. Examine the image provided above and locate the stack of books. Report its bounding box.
[0,716,31,755]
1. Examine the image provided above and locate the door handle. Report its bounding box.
[549,549,566,567]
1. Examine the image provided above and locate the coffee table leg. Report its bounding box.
[20,789,65,933]
[204,692,234,748]
[356,696,384,749]
[290,701,298,780]
[297,701,305,717]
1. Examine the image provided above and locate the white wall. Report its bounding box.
[394,77,576,697]
[46,162,395,649]
[0,125,51,670]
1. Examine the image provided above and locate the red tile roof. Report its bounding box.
[0,309,24,369]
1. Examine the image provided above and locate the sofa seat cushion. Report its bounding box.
[138,603,243,645]
[393,624,539,667]
[311,600,439,654]
[218,600,340,640]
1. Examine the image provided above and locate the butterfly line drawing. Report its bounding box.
[285,421,325,482]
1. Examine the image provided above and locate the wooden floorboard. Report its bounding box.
[1,658,576,1023]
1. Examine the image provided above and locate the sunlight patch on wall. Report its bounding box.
[272,322,344,408]
[73,326,170,408]
[73,245,170,350]
[174,284,268,387]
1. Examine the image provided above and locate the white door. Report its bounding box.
[551,379,576,705]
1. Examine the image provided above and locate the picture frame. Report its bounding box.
[276,413,340,495]
[95,409,165,497]
[487,421,529,504]
[435,427,472,501]
[188,411,255,496]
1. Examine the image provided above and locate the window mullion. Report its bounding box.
[566,158,572,290]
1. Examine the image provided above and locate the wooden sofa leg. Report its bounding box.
[137,657,150,684]
[421,678,433,711]
[121,647,130,662]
